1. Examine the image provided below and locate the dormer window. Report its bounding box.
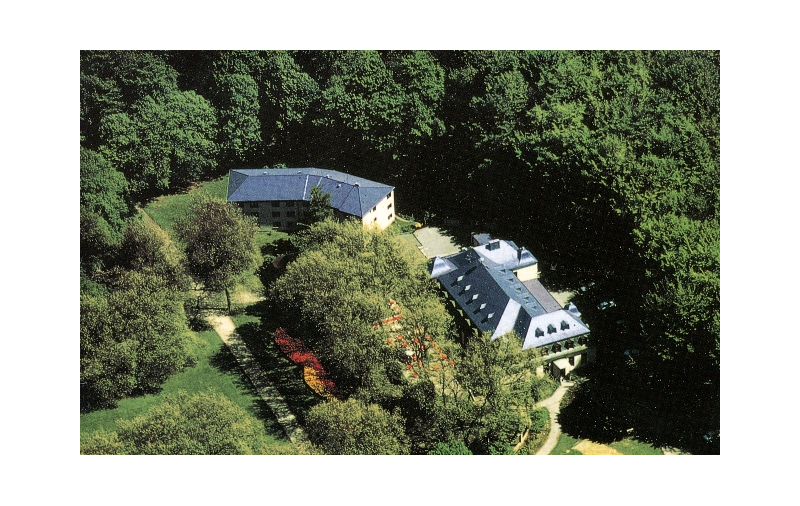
[561,320,570,330]
[535,327,544,338]
[547,324,557,334]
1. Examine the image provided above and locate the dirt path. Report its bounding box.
[534,381,669,455]
[534,381,574,455]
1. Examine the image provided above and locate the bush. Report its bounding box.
[428,440,472,455]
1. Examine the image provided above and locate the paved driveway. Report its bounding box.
[413,227,462,259]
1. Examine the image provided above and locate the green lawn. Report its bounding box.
[143,176,229,233]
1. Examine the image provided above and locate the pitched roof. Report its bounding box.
[430,242,587,350]
[227,168,394,218]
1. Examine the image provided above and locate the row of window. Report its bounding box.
[538,338,586,357]
[247,201,310,209]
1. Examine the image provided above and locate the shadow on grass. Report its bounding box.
[557,366,720,455]
[207,343,288,439]
[226,320,322,426]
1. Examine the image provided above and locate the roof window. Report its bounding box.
[535,327,544,337]
[486,240,501,251]
[561,320,570,330]
[547,324,557,334]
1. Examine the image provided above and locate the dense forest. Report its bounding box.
[80,50,719,453]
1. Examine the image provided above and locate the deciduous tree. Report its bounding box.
[174,196,260,313]
[80,269,192,410]
[305,398,410,455]
[80,147,130,241]
[81,390,290,454]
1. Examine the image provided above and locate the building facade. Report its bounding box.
[227,168,396,231]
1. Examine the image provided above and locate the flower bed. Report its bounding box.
[274,328,337,399]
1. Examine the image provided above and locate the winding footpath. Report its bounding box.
[534,381,574,455]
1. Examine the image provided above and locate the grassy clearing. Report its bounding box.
[143,176,229,233]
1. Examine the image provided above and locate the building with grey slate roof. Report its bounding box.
[430,236,593,379]
[227,168,396,231]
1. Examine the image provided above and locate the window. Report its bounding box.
[271,202,280,208]
[388,213,393,220]
[372,206,377,212]
[286,211,296,217]
[272,212,281,218]
[569,356,575,366]
[387,202,393,209]
[273,222,282,229]
[386,192,391,200]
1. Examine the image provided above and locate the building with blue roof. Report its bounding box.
[430,236,593,379]
[227,168,396,230]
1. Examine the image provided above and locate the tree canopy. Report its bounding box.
[80,390,296,455]
[81,50,720,450]
[174,195,260,312]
